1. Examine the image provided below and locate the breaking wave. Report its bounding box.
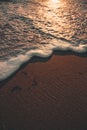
[0,0,87,81]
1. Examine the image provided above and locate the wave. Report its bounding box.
[0,38,87,81]
[0,0,87,81]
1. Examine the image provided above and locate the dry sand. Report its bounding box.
[0,53,87,130]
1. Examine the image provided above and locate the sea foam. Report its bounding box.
[0,38,87,81]
[0,0,87,81]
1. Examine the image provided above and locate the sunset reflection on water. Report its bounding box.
[0,0,86,51]
[0,0,87,80]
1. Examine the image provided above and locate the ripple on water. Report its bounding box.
[0,0,87,80]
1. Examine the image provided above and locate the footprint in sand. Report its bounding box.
[11,86,22,93]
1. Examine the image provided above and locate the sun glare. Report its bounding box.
[51,0,59,3]
[47,0,60,9]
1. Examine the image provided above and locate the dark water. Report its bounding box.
[0,0,87,80]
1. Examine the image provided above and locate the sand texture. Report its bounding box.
[0,54,87,130]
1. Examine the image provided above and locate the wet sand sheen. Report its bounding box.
[0,54,87,130]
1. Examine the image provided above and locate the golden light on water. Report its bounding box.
[51,0,59,3]
[46,0,60,10]
[37,0,60,7]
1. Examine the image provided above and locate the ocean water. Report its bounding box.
[0,0,87,81]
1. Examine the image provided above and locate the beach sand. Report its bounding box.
[0,53,87,130]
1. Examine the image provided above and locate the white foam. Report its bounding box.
[0,39,87,81]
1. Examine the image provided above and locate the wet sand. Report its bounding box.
[0,53,87,130]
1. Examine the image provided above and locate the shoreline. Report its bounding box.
[0,53,87,129]
[0,50,87,85]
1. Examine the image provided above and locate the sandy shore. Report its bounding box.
[0,53,87,130]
